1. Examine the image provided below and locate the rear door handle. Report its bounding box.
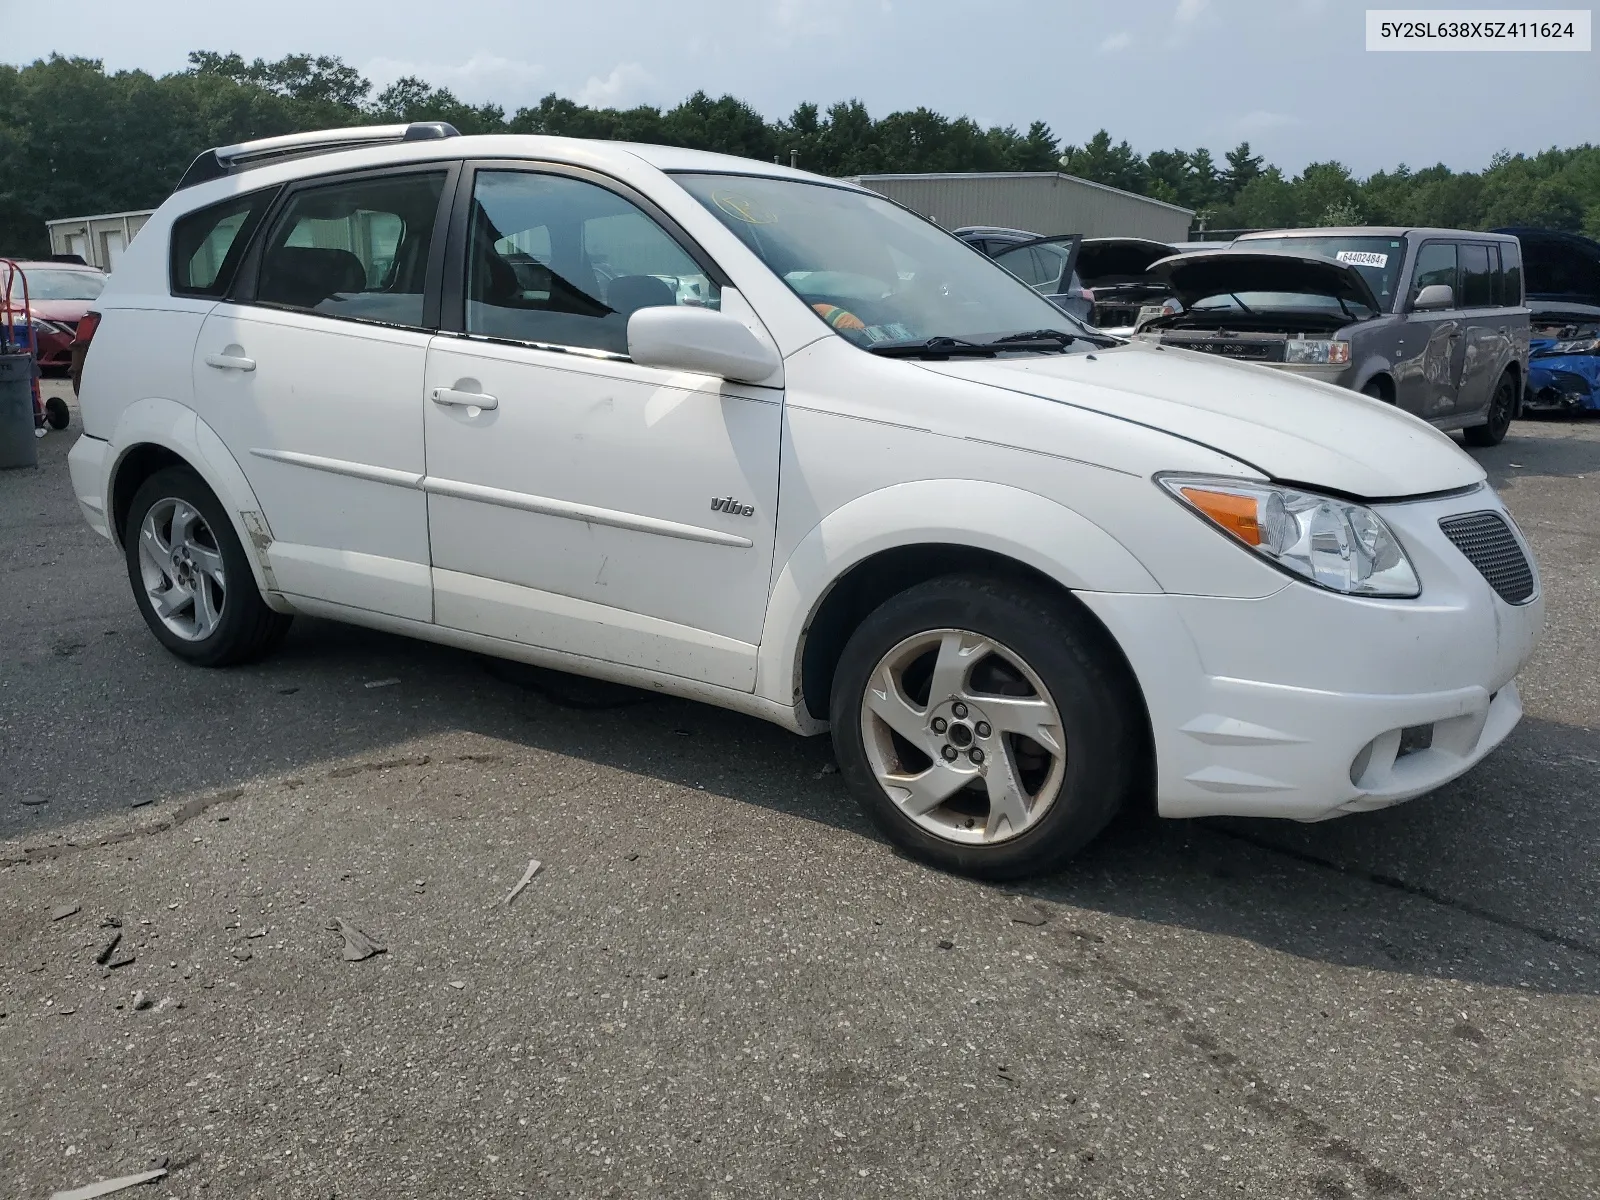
[205,353,256,371]
[431,387,499,411]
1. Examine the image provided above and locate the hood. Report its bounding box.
[1150,250,1382,314]
[1493,227,1600,306]
[1076,238,1175,285]
[28,299,95,323]
[914,340,1484,499]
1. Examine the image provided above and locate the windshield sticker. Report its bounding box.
[713,191,777,225]
[1336,250,1388,267]
[860,323,915,343]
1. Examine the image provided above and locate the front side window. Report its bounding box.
[170,190,275,297]
[465,171,718,356]
[1459,243,1494,307]
[254,172,446,327]
[1410,242,1458,307]
[674,173,1085,349]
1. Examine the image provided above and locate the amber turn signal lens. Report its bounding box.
[1180,487,1263,546]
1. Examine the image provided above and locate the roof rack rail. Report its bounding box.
[175,122,460,191]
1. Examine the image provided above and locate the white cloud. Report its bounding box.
[576,62,653,108]
[364,53,545,105]
[1174,0,1209,23]
[1098,31,1133,54]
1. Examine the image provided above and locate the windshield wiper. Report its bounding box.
[867,330,1092,359]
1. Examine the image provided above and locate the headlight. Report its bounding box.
[1283,339,1351,365]
[1547,338,1600,356]
[1158,475,1420,598]
[28,318,66,336]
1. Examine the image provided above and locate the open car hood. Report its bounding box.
[914,339,1484,499]
[1149,250,1382,314]
[1076,238,1176,285]
[1494,227,1600,306]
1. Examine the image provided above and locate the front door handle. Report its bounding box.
[431,387,499,411]
[205,353,256,371]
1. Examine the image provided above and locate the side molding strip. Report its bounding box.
[248,448,753,549]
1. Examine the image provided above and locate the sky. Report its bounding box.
[2,0,1596,178]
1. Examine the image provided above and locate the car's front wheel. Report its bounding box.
[829,575,1142,879]
[1464,370,1518,447]
[124,466,291,666]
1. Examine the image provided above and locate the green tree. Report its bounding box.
[1059,130,1148,194]
[1223,142,1264,199]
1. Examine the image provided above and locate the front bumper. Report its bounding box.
[1080,487,1542,821]
[1525,357,1598,412]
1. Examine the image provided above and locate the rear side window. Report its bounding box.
[1501,241,1524,306]
[1459,243,1494,307]
[169,190,275,297]
[253,171,447,328]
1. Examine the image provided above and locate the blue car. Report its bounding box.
[1495,226,1600,414]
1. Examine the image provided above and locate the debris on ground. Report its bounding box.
[19,794,49,806]
[327,917,386,961]
[363,677,400,689]
[132,991,151,1012]
[503,858,542,906]
[231,948,253,962]
[51,903,81,922]
[246,926,267,939]
[105,948,135,971]
[448,981,466,990]
[816,761,839,777]
[128,797,153,808]
[94,931,122,966]
[1011,906,1049,927]
[937,939,954,950]
[49,1167,168,1199]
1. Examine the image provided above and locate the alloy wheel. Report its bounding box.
[859,628,1067,845]
[137,497,227,641]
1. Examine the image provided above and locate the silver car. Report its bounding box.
[1139,227,1531,446]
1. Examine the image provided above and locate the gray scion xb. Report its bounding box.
[1139,227,1531,447]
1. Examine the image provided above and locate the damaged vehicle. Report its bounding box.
[1139,228,1530,445]
[1494,226,1600,415]
[1072,237,1192,333]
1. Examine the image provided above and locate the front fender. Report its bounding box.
[107,397,282,603]
[754,479,1161,715]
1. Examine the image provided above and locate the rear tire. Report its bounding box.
[828,574,1142,880]
[1361,378,1392,403]
[123,466,291,666]
[1464,371,1517,447]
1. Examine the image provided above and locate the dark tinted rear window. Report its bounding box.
[1459,243,1494,307]
[169,189,276,297]
[1501,241,1524,305]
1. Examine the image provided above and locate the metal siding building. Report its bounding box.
[850,173,1193,242]
[45,209,155,271]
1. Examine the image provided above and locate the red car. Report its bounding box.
[7,261,107,372]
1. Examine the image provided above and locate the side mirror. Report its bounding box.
[1411,283,1455,311]
[627,306,781,384]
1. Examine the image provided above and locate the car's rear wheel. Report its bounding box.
[1465,371,1518,447]
[1361,378,1392,403]
[829,574,1141,879]
[124,466,291,666]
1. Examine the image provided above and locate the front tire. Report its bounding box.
[1464,371,1517,447]
[829,574,1142,880]
[124,466,291,666]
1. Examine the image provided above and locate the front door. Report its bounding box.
[190,167,452,621]
[422,165,782,690]
[1398,240,1464,420]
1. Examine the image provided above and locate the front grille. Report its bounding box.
[1438,511,1535,604]
[1178,339,1280,361]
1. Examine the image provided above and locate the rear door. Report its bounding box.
[190,165,454,621]
[1453,241,1509,421]
[991,235,1087,320]
[1398,241,1464,420]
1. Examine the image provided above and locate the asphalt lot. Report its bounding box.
[3,379,1599,1199]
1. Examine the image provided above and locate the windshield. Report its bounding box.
[19,269,105,301]
[674,173,1084,349]
[1236,236,1404,311]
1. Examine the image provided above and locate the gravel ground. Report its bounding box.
[2,381,1598,1199]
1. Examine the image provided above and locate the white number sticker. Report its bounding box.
[1336,250,1389,267]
